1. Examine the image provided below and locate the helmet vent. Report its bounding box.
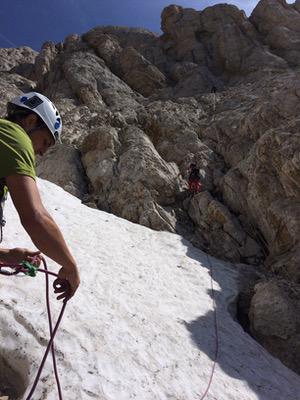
[21,95,43,109]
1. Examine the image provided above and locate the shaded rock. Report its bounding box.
[161,3,287,79]
[169,62,198,83]
[36,144,88,199]
[83,25,168,73]
[171,66,220,98]
[84,26,158,51]
[250,279,298,339]
[83,31,122,70]
[118,47,167,96]
[80,125,120,194]
[221,113,300,280]
[249,278,300,373]
[145,99,223,191]
[0,47,37,80]
[251,0,300,66]
[84,31,167,96]
[188,191,262,263]
[34,41,58,89]
[161,5,206,72]
[0,74,35,113]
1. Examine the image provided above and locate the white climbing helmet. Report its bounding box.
[8,92,62,143]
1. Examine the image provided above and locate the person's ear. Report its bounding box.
[22,113,38,131]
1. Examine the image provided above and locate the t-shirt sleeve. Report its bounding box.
[1,146,36,180]
[0,127,36,181]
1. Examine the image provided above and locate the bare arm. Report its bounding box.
[6,174,80,299]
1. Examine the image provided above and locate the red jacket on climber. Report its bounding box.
[188,163,202,194]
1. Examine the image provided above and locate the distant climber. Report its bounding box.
[211,86,217,94]
[188,163,201,195]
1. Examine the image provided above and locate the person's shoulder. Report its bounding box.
[0,118,35,164]
[0,119,36,181]
[0,118,32,149]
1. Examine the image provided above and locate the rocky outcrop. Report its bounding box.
[34,41,58,85]
[250,0,300,66]
[0,47,37,79]
[0,73,35,111]
[83,26,158,53]
[213,73,300,281]
[118,47,167,96]
[160,3,287,79]
[36,144,88,199]
[249,278,300,374]
[188,191,263,263]
[80,125,183,231]
[83,30,166,96]
[82,31,122,71]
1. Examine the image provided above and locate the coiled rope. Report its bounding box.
[0,257,69,400]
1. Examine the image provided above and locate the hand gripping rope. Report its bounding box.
[0,257,70,400]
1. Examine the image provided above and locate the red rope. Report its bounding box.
[1,254,219,399]
[0,258,69,400]
[43,258,63,400]
[198,255,219,400]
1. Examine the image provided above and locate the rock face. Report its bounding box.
[160,4,287,78]
[0,47,37,79]
[188,191,263,264]
[250,0,300,66]
[36,144,88,199]
[0,0,300,374]
[250,279,300,374]
[118,47,167,96]
[80,125,181,231]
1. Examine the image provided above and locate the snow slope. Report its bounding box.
[1,179,300,400]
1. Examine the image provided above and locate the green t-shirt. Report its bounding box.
[0,118,36,182]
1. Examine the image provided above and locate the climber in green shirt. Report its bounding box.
[0,92,80,300]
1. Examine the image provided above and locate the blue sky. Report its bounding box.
[0,0,294,50]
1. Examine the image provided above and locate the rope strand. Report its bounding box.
[198,254,219,400]
[0,258,68,399]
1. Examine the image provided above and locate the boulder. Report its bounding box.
[249,278,300,373]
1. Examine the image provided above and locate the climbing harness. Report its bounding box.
[0,257,70,400]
